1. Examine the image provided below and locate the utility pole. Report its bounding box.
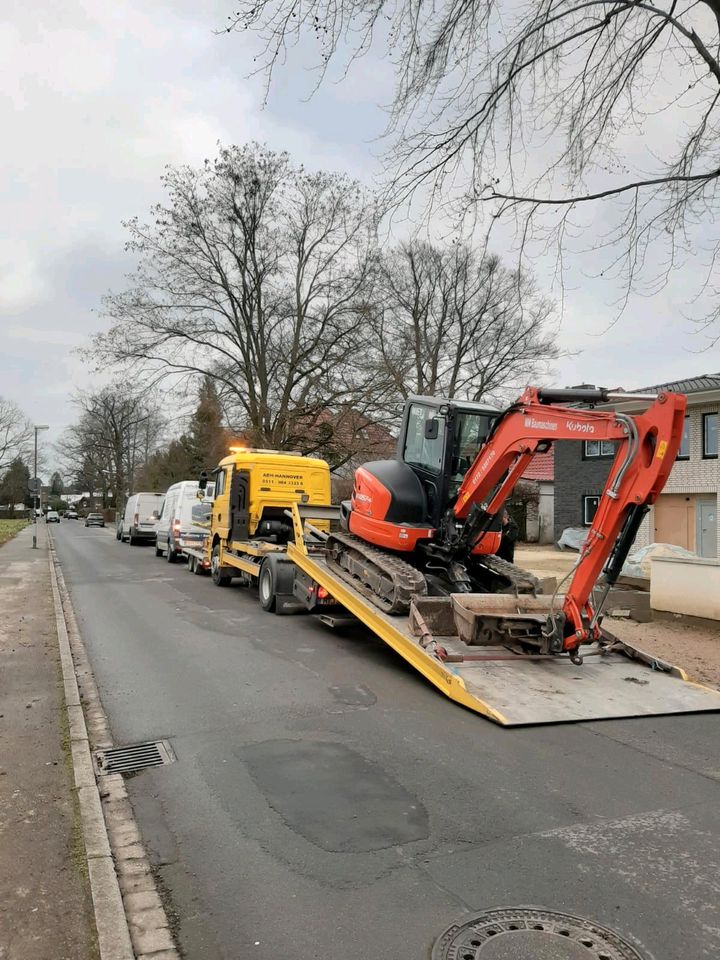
[32,424,49,549]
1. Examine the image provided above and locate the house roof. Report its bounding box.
[636,373,720,394]
[522,447,554,482]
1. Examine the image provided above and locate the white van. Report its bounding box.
[118,492,165,545]
[154,480,214,563]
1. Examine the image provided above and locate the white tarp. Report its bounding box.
[557,527,588,551]
[622,542,697,579]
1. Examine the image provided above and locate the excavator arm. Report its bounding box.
[453,386,687,651]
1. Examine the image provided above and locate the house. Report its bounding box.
[521,448,554,543]
[553,373,720,557]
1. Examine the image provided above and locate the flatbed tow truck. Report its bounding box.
[177,398,720,727]
[181,497,720,727]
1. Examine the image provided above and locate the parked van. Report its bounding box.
[118,492,165,545]
[155,480,215,563]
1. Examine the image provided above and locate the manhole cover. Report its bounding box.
[94,740,175,776]
[432,907,650,960]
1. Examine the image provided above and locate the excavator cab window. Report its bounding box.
[450,412,495,496]
[403,403,446,474]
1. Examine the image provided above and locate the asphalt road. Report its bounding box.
[52,520,720,960]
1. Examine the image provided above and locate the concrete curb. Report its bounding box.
[47,529,135,960]
[48,530,180,960]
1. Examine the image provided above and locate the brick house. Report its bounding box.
[553,374,719,558]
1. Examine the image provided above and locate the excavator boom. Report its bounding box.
[453,386,687,651]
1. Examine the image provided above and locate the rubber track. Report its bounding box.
[325,532,427,615]
[474,553,541,594]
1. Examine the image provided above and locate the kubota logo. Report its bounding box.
[565,421,595,434]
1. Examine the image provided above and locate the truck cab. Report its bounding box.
[208,447,331,549]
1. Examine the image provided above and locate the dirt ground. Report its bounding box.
[516,543,720,690]
[0,525,97,960]
[515,543,577,583]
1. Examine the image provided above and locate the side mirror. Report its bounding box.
[198,470,208,491]
[424,418,440,440]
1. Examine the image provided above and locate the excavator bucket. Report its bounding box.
[450,593,559,646]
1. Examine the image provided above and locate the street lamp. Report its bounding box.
[32,424,49,549]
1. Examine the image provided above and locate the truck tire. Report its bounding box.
[187,555,196,573]
[129,530,138,545]
[155,541,163,557]
[211,544,231,586]
[167,543,178,564]
[258,560,277,612]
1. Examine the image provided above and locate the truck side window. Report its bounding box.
[404,404,445,474]
[214,468,227,497]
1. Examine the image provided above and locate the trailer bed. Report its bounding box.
[287,542,720,726]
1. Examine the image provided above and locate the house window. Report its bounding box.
[582,494,601,525]
[676,415,690,460]
[703,413,718,459]
[583,440,615,459]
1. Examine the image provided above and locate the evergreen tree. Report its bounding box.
[186,378,227,473]
[50,471,64,496]
[0,457,31,509]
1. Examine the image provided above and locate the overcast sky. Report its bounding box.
[2,0,718,458]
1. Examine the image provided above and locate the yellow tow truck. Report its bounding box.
[183,447,339,615]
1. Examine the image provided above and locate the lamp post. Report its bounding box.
[32,424,49,549]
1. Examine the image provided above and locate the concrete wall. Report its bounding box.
[651,556,720,620]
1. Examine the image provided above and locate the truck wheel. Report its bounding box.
[129,531,137,545]
[155,542,163,558]
[167,544,177,564]
[187,555,196,573]
[258,561,277,613]
[211,545,231,586]
[193,559,204,576]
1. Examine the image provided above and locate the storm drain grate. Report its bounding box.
[432,906,650,960]
[94,740,176,776]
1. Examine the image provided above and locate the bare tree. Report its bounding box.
[95,143,392,460]
[0,397,32,472]
[59,386,164,508]
[228,1,720,337]
[376,241,559,404]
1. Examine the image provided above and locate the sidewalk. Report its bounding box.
[0,523,97,960]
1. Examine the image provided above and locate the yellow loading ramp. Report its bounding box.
[286,506,720,726]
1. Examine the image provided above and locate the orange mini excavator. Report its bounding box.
[326,386,686,656]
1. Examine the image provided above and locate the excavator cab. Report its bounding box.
[397,396,499,526]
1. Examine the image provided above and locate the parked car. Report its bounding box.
[45,510,60,523]
[117,492,164,545]
[155,480,214,563]
[85,513,105,528]
[66,509,78,520]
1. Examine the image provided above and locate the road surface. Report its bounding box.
[52,520,720,959]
